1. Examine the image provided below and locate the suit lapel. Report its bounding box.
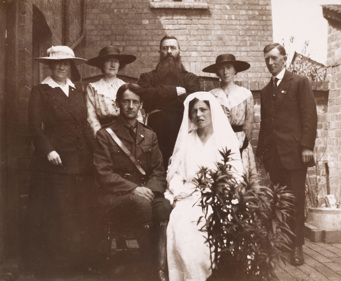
[136,123,146,146]
[45,86,83,123]
[113,120,134,144]
[262,81,273,107]
[274,70,293,109]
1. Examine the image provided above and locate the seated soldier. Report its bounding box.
[93,83,171,281]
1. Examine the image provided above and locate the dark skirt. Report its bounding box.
[25,169,97,272]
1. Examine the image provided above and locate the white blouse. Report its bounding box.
[86,77,125,135]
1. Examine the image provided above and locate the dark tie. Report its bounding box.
[129,126,136,141]
[273,77,279,88]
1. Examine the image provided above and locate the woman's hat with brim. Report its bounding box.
[202,54,250,73]
[34,45,87,65]
[87,46,136,68]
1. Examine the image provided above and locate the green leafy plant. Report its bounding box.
[194,148,294,281]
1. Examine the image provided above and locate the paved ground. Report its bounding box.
[2,239,340,281]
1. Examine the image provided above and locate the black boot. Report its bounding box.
[157,221,168,281]
[137,224,154,278]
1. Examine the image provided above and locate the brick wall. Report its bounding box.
[32,0,63,44]
[326,20,341,199]
[11,0,84,202]
[1,0,85,260]
[82,0,273,91]
[202,79,329,175]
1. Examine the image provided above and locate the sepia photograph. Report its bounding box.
[0,0,341,280]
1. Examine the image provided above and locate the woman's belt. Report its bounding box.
[232,125,243,132]
[231,124,249,153]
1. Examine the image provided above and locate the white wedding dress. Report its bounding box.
[165,92,243,281]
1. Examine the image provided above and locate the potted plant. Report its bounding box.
[194,149,294,281]
[305,161,341,242]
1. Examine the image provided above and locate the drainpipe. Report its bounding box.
[71,0,86,49]
[62,0,68,45]
[325,162,330,195]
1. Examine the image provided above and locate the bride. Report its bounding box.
[165,92,243,281]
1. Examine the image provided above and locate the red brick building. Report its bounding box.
[323,5,341,200]
[81,0,272,86]
[0,0,331,270]
[0,0,86,267]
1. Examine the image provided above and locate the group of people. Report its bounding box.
[25,35,317,281]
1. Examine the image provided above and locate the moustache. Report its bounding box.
[163,55,175,61]
[161,54,179,61]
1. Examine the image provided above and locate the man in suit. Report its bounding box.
[93,83,171,280]
[256,43,317,266]
[137,35,200,168]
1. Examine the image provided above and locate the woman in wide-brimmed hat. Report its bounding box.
[203,54,258,182]
[26,45,95,274]
[86,46,138,135]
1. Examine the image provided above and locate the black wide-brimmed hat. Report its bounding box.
[202,54,250,73]
[87,46,136,68]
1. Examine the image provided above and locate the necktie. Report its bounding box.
[273,77,279,88]
[129,126,136,141]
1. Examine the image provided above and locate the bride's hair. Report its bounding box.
[188,98,210,119]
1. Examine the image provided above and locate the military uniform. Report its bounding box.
[94,118,167,196]
[94,117,171,278]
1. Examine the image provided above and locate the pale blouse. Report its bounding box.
[211,85,258,182]
[86,77,125,135]
[210,85,254,146]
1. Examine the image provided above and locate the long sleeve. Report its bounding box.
[86,84,102,136]
[93,129,138,193]
[298,76,317,150]
[182,71,201,94]
[243,94,254,142]
[145,132,167,193]
[137,70,200,112]
[137,72,179,112]
[28,86,55,157]
[256,90,266,157]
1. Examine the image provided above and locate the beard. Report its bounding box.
[155,54,183,86]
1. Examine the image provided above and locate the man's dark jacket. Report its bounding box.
[137,67,200,167]
[256,70,317,170]
[94,118,166,194]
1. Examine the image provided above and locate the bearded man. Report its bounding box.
[137,36,200,168]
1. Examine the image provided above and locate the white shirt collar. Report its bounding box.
[41,76,75,96]
[41,76,75,88]
[274,68,286,85]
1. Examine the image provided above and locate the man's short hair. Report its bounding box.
[263,43,286,56]
[159,35,180,50]
[116,83,143,103]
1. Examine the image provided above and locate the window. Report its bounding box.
[150,0,208,9]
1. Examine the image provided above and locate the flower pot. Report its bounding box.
[305,207,341,242]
